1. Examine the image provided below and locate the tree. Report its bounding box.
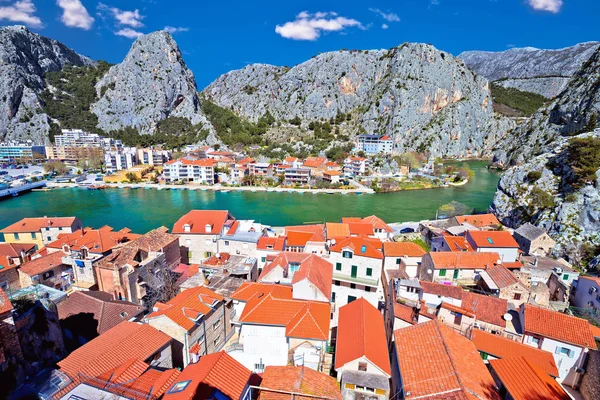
[43,161,69,175]
[437,201,472,218]
[289,115,302,126]
[125,172,141,183]
[567,137,600,187]
[395,152,422,170]
[142,269,180,309]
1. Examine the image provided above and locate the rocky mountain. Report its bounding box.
[0,25,92,144]
[203,43,513,158]
[91,31,215,142]
[493,46,600,165]
[459,42,600,98]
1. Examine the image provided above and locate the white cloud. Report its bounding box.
[0,0,42,28]
[115,27,143,39]
[275,11,362,41]
[368,8,400,22]
[98,3,144,27]
[382,23,389,29]
[528,0,562,13]
[57,0,94,30]
[164,26,189,34]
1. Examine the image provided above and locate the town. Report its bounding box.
[0,209,598,399]
[0,129,471,196]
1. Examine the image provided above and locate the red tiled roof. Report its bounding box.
[471,329,558,377]
[329,237,383,259]
[285,156,298,163]
[58,291,144,334]
[420,281,464,300]
[455,214,500,228]
[441,302,475,318]
[394,302,417,325]
[1,216,78,233]
[341,217,362,223]
[0,288,13,314]
[461,292,507,328]
[323,170,342,176]
[393,320,500,399]
[426,251,501,270]
[325,223,350,239]
[231,282,294,302]
[442,236,471,252]
[0,242,36,257]
[485,263,521,289]
[489,357,569,400]
[172,210,233,235]
[239,292,330,340]
[335,298,391,375]
[383,242,426,257]
[57,321,171,378]
[523,304,597,348]
[258,366,341,400]
[348,222,374,237]
[163,351,252,400]
[467,231,519,248]
[18,250,67,276]
[164,158,217,167]
[362,215,394,233]
[146,287,224,331]
[257,236,286,251]
[47,226,141,254]
[303,157,326,168]
[285,224,325,245]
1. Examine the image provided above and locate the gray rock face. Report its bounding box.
[493,46,600,166]
[493,130,600,257]
[203,43,513,158]
[92,31,215,141]
[0,25,92,144]
[460,42,599,98]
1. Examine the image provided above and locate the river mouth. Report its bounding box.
[0,161,499,233]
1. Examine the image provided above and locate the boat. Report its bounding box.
[32,188,52,192]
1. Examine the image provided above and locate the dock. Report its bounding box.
[0,181,47,199]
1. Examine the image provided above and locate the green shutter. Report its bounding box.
[439,269,446,277]
[453,269,459,279]
[336,262,342,271]
[366,268,373,277]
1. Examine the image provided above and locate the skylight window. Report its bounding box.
[168,380,191,394]
[360,245,367,253]
[486,238,494,244]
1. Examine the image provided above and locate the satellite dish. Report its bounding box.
[331,239,336,245]
[497,259,502,265]
[216,253,221,259]
[503,313,513,321]
[427,269,433,274]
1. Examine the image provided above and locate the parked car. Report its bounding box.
[399,227,415,234]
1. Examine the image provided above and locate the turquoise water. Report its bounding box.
[0,162,499,232]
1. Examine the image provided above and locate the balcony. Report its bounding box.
[332,273,378,287]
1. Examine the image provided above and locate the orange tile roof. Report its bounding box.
[1,216,78,233]
[57,321,171,379]
[467,231,519,248]
[335,298,391,375]
[146,287,224,331]
[0,242,37,258]
[361,215,394,233]
[285,224,325,245]
[18,250,68,276]
[285,156,299,163]
[231,282,294,302]
[257,236,286,251]
[523,304,597,348]
[426,251,501,270]
[441,302,475,318]
[325,161,340,168]
[341,217,362,223]
[461,292,507,328]
[455,214,501,228]
[303,157,326,168]
[164,158,217,167]
[239,292,330,340]
[383,242,426,257]
[323,170,342,176]
[590,323,600,339]
[443,236,472,252]
[47,226,141,254]
[420,281,464,299]
[258,366,341,400]
[489,357,569,400]
[0,288,13,314]
[326,223,350,239]
[393,320,500,400]
[163,351,252,400]
[471,329,558,377]
[348,222,375,236]
[485,263,521,288]
[172,210,233,235]
[394,302,417,325]
[330,237,383,259]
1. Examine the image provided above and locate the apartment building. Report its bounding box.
[163,158,216,184]
[284,168,311,185]
[343,156,368,177]
[137,148,170,166]
[0,142,45,162]
[357,134,393,154]
[1,216,82,248]
[104,147,138,172]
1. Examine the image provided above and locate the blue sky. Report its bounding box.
[0,0,598,89]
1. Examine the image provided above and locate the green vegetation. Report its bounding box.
[410,238,431,252]
[567,137,600,188]
[490,83,547,117]
[529,187,555,210]
[40,61,112,137]
[43,161,69,175]
[201,100,272,147]
[526,171,542,182]
[438,201,472,218]
[325,143,354,162]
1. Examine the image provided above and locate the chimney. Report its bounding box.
[205,223,212,233]
[183,224,191,233]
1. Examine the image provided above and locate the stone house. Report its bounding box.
[513,223,556,256]
[18,250,73,291]
[0,288,25,394]
[145,286,233,368]
[477,263,530,307]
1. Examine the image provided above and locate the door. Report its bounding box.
[453,269,459,279]
[454,313,462,326]
[351,265,358,278]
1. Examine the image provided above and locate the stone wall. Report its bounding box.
[581,350,600,400]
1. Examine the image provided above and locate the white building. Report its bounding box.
[357,135,393,154]
[256,236,286,269]
[343,157,368,177]
[104,147,138,172]
[137,148,170,166]
[163,158,216,184]
[465,230,520,263]
[382,242,426,279]
[571,276,600,311]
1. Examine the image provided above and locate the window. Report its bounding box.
[528,336,540,346]
[224,241,230,246]
[556,347,574,358]
[358,362,367,371]
[213,319,221,331]
[254,362,265,372]
[365,286,371,293]
[334,280,340,286]
[396,258,401,265]
[14,233,19,240]
[342,251,353,259]
[261,257,266,263]
[205,252,213,258]
[213,335,221,346]
[439,269,447,277]
[513,293,522,300]
[562,273,569,281]
[42,270,54,280]
[336,262,342,271]
[348,295,357,303]
[31,233,36,239]
[47,236,52,242]
[350,284,356,289]
[453,269,459,279]
[366,268,373,277]
[360,245,367,253]
[168,381,191,394]
[481,352,488,361]
[289,263,300,275]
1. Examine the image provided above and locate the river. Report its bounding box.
[0,161,499,233]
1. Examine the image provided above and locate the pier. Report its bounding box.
[0,181,46,199]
